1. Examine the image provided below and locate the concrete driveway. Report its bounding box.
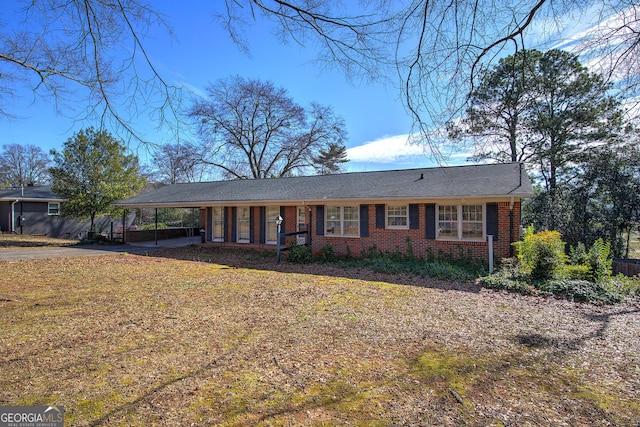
[0,236,200,261]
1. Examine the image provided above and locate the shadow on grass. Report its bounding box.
[136,245,484,294]
[0,235,79,248]
[515,307,640,351]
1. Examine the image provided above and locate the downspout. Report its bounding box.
[509,197,515,257]
[10,200,18,233]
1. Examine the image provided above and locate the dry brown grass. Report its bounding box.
[0,234,78,248]
[1,246,639,426]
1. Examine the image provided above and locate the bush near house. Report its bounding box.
[482,227,640,304]
[288,237,487,281]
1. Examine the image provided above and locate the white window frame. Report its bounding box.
[325,205,359,237]
[212,207,224,242]
[236,207,251,243]
[386,204,409,229]
[48,202,60,216]
[436,204,485,241]
[266,206,279,244]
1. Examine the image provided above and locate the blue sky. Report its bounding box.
[0,1,625,174]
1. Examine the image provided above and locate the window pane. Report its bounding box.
[343,220,359,236]
[387,205,407,227]
[343,206,358,221]
[438,205,457,221]
[213,207,224,241]
[343,206,359,236]
[237,207,250,241]
[462,205,483,239]
[266,206,279,242]
[462,222,483,239]
[462,205,483,221]
[48,203,60,215]
[438,205,458,238]
[326,206,341,235]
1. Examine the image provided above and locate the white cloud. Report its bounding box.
[346,134,426,164]
[178,81,208,99]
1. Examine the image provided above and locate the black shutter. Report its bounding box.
[425,203,436,239]
[316,206,324,236]
[279,206,286,244]
[249,207,255,243]
[375,204,385,228]
[259,207,266,244]
[360,204,369,237]
[231,207,237,242]
[409,204,419,230]
[223,207,229,242]
[486,203,499,241]
[206,207,212,242]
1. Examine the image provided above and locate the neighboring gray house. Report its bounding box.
[0,185,110,239]
[117,163,534,260]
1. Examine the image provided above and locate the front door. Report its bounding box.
[296,207,306,245]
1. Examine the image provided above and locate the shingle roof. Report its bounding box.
[117,163,534,208]
[0,186,63,201]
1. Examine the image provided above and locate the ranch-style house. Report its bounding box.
[117,163,534,261]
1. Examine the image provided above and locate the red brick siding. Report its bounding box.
[309,202,520,261]
[201,202,521,262]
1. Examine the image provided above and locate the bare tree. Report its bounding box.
[151,142,208,184]
[5,1,637,151]
[189,76,347,179]
[0,0,181,142]
[220,1,640,152]
[0,143,51,187]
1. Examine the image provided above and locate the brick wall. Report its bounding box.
[200,201,521,262]
[308,202,520,261]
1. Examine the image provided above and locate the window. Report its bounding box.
[462,205,484,239]
[237,207,250,242]
[437,205,458,239]
[48,202,60,216]
[386,205,408,229]
[325,205,359,237]
[212,207,224,242]
[437,204,484,240]
[266,206,279,244]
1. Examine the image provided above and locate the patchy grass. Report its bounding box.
[0,234,78,248]
[0,248,639,426]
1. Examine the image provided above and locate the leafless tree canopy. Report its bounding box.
[3,1,637,150]
[189,76,347,179]
[0,143,51,187]
[222,1,640,149]
[0,0,180,142]
[151,142,208,184]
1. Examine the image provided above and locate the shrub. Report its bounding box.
[139,223,168,230]
[586,238,612,281]
[513,226,566,281]
[288,242,313,264]
[568,239,613,282]
[537,280,620,304]
[563,263,592,281]
[320,244,336,262]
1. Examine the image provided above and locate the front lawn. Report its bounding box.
[0,234,78,248]
[1,249,639,425]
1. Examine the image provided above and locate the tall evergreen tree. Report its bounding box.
[312,142,349,175]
